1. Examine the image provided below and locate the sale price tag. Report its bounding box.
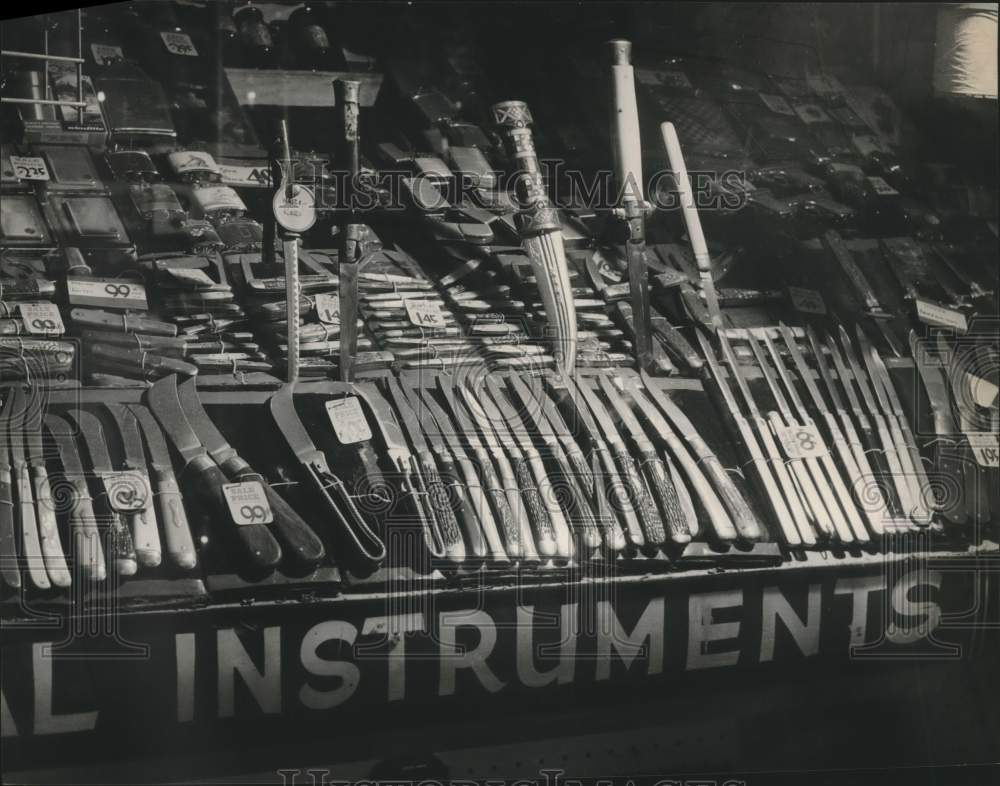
[314,292,340,325]
[915,299,968,333]
[19,302,65,335]
[325,396,372,445]
[966,433,999,468]
[9,156,50,181]
[404,299,444,328]
[102,472,150,512]
[788,286,827,315]
[67,278,149,311]
[222,481,274,525]
[778,424,828,460]
[160,31,198,57]
[90,43,124,65]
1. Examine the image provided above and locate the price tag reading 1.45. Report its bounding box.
[222,481,274,526]
[404,299,444,328]
[778,424,828,460]
[314,292,340,325]
[66,278,149,310]
[967,433,1000,468]
[9,156,50,181]
[325,396,372,445]
[19,302,65,335]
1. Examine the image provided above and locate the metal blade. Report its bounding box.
[175,377,238,465]
[20,387,48,466]
[104,404,146,470]
[127,405,175,472]
[506,375,558,443]
[44,414,85,475]
[385,377,431,454]
[910,332,957,429]
[353,382,411,455]
[744,332,795,420]
[66,409,115,474]
[785,325,833,415]
[857,326,905,416]
[483,377,538,453]
[268,385,318,463]
[596,374,649,444]
[147,375,211,466]
[758,328,812,418]
[436,377,483,447]
[0,392,11,473]
[6,389,26,468]
[837,326,882,415]
[715,332,762,417]
[824,332,866,417]
[458,382,513,453]
[571,377,626,449]
[853,325,893,414]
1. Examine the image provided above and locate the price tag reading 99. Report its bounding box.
[222,481,274,526]
[778,424,828,460]
[19,303,65,335]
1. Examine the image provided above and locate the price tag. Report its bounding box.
[219,164,272,187]
[788,286,827,315]
[19,302,65,335]
[160,31,198,56]
[794,104,831,124]
[867,176,899,196]
[314,292,340,325]
[778,424,828,460]
[222,481,274,525]
[915,299,968,333]
[9,156,50,181]
[272,184,316,233]
[759,93,795,115]
[325,396,372,445]
[102,472,150,512]
[193,185,247,214]
[404,299,445,328]
[67,278,149,311]
[91,43,124,65]
[966,433,999,468]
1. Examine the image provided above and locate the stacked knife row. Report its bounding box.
[699,324,995,549]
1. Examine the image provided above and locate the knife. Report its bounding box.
[0,393,23,589]
[857,325,935,525]
[634,371,759,542]
[268,385,382,565]
[700,332,811,546]
[88,344,199,378]
[126,404,198,569]
[596,374,692,545]
[482,376,573,559]
[414,386,507,562]
[384,377,466,562]
[6,389,51,589]
[70,307,178,337]
[506,375,603,551]
[16,388,71,586]
[65,409,138,577]
[147,376,282,570]
[176,377,325,570]
[835,327,918,528]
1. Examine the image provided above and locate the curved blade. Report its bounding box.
[147,375,208,466]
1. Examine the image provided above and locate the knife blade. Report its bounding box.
[0,393,23,589]
[7,389,50,589]
[104,404,161,567]
[44,413,106,582]
[65,409,138,577]
[596,374,692,545]
[147,375,282,570]
[126,404,198,569]
[176,377,325,570]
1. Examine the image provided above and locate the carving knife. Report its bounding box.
[127,404,198,569]
[176,377,325,569]
[147,375,282,570]
[7,390,50,589]
[0,393,23,589]
[17,388,71,586]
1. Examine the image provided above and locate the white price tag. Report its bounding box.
[160,31,198,57]
[404,299,445,328]
[794,104,831,124]
[222,481,274,525]
[272,184,316,233]
[193,185,247,214]
[759,93,795,115]
[325,396,372,445]
[867,176,899,196]
[778,424,828,460]
[915,299,968,333]
[314,292,340,325]
[91,43,124,65]
[788,286,827,315]
[9,156,50,181]
[67,278,149,311]
[966,433,1000,468]
[219,164,272,187]
[19,302,65,335]
[102,472,150,512]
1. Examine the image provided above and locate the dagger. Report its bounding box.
[700,332,811,547]
[147,375,283,571]
[65,409,138,577]
[126,404,198,569]
[0,393,23,589]
[5,389,50,589]
[269,385,382,565]
[492,100,577,374]
[43,414,106,582]
[15,388,71,587]
[104,404,162,567]
[384,377,466,562]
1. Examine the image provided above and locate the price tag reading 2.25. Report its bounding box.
[325,396,372,445]
[404,299,444,328]
[314,292,340,325]
[19,302,65,335]
[9,156,50,181]
[222,481,274,526]
[778,424,828,460]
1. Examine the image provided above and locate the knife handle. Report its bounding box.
[837,412,889,536]
[473,450,522,560]
[240,470,325,570]
[453,452,508,562]
[526,452,574,559]
[15,469,50,590]
[150,468,198,569]
[307,460,386,564]
[897,416,934,523]
[814,414,871,543]
[127,477,162,568]
[675,430,746,542]
[491,451,538,561]
[401,457,446,559]
[100,503,138,578]
[66,477,106,582]
[511,456,558,557]
[551,449,603,551]
[786,416,854,544]
[766,411,836,540]
[611,443,664,547]
[872,413,918,526]
[188,457,282,570]
[590,445,629,551]
[0,476,22,589]
[29,467,71,587]
[565,445,595,500]
[435,450,488,560]
[748,414,814,546]
[416,452,465,562]
[855,419,901,515]
[931,439,968,525]
[637,449,691,545]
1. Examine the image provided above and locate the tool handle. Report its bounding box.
[661,123,709,270]
[105,510,138,577]
[512,456,558,557]
[491,452,537,560]
[931,439,968,525]
[417,452,465,561]
[150,468,197,569]
[608,40,644,203]
[66,476,106,581]
[686,447,749,541]
[610,442,664,546]
[836,412,888,535]
[897,416,935,518]
[29,467,71,587]
[0,477,22,589]
[816,449,865,543]
[551,449,602,550]
[453,452,507,562]
[434,449,487,559]
[590,445,629,550]
[125,474,162,568]
[565,445,595,499]
[637,450,691,545]
[816,412,873,542]
[527,452,574,559]
[651,317,703,371]
[402,457,446,558]
[15,469,49,589]
[474,450,521,559]
[749,414,814,546]
[189,458,282,570]
[873,414,918,525]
